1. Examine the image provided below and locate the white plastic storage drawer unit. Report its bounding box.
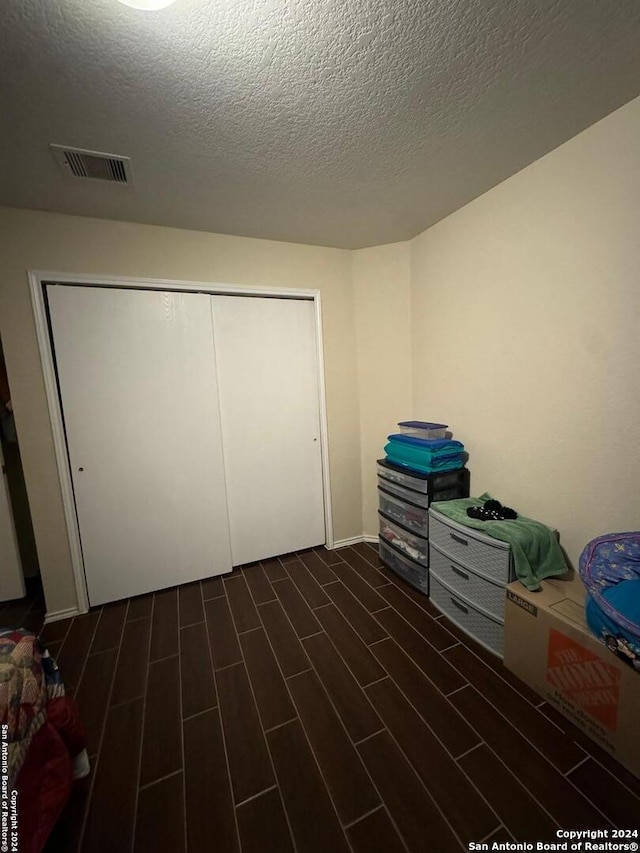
[429,573,505,656]
[379,538,428,594]
[377,488,429,537]
[428,507,515,657]
[429,545,505,621]
[378,513,429,567]
[428,511,511,585]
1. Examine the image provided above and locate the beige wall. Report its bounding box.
[410,95,640,574]
[0,207,360,614]
[3,94,640,615]
[352,243,412,537]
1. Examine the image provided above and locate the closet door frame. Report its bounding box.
[29,271,333,620]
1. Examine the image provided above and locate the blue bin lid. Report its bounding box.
[398,420,448,430]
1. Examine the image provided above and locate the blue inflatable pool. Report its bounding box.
[579,532,640,672]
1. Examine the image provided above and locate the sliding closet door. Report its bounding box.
[47,285,232,606]
[211,296,325,565]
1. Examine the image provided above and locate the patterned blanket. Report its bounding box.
[0,629,65,784]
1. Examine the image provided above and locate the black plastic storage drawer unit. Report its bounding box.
[377,459,469,593]
[377,459,470,502]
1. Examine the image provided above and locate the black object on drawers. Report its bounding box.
[428,508,515,658]
[377,460,469,595]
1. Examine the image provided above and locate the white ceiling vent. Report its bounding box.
[50,144,132,184]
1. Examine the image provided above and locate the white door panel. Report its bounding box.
[47,285,232,606]
[211,296,325,564]
[0,443,24,603]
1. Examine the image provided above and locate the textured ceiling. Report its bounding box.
[2,0,640,249]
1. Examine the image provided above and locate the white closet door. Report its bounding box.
[211,296,325,565]
[0,443,24,602]
[47,285,232,606]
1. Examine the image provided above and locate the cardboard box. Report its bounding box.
[504,579,640,779]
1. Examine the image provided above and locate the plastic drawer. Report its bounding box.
[428,510,512,584]
[379,538,429,594]
[376,476,430,508]
[378,512,429,567]
[430,572,504,657]
[430,543,506,621]
[377,461,429,494]
[377,460,470,499]
[378,488,429,536]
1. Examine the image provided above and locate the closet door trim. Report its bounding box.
[29,271,333,621]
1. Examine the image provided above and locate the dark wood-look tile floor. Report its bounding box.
[3,548,639,852]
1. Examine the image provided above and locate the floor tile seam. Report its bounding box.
[267,572,324,639]
[284,562,332,611]
[178,617,205,631]
[335,559,391,609]
[563,755,591,778]
[380,596,459,654]
[202,591,226,602]
[479,824,507,843]
[465,739,566,832]
[245,588,395,834]
[224,571,263,636]
[228,614,300,853]
[177,584,189,853]
[63,607,102,691]
[182,704,218,724]
[443,640,548,709]
[471,696,625,828]
[138,768,183,793]
[363,673,510,839]
[73,593,132,851]
[130,591,156,849]
[236,624,263,637]
[368,607,466,695]
[318,580,391,646]
[284,668,314,680]
[277,690,380,836]
[148,651,179,666]
[363,669,497,802]
[342,543,388,574]
[582,755,640,804]
[298,627,387,748]
[352,728,387,748]
[222,588,281,804]
[88,643,121,659]
[296,553,341,586]
[371,644,486,760]
[209,581,244,851]
[340,544,390,580]
[240,563,279,607]
[558,768,622,828]
[364,722,495,851]
[341,803,387,831]
[125,613,153,624]
[233,784,278,811]
[444,675,589,775]
[263,716,300,735]
[320,547,350,566]
[241,566,315,690]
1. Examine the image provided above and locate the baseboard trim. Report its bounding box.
[331,535,378,549]
[44,607,81,624]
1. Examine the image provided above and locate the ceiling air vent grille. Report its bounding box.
[50,144,132,184]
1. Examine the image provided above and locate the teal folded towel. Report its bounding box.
[384,453,463,474]
[430,493,569,591]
